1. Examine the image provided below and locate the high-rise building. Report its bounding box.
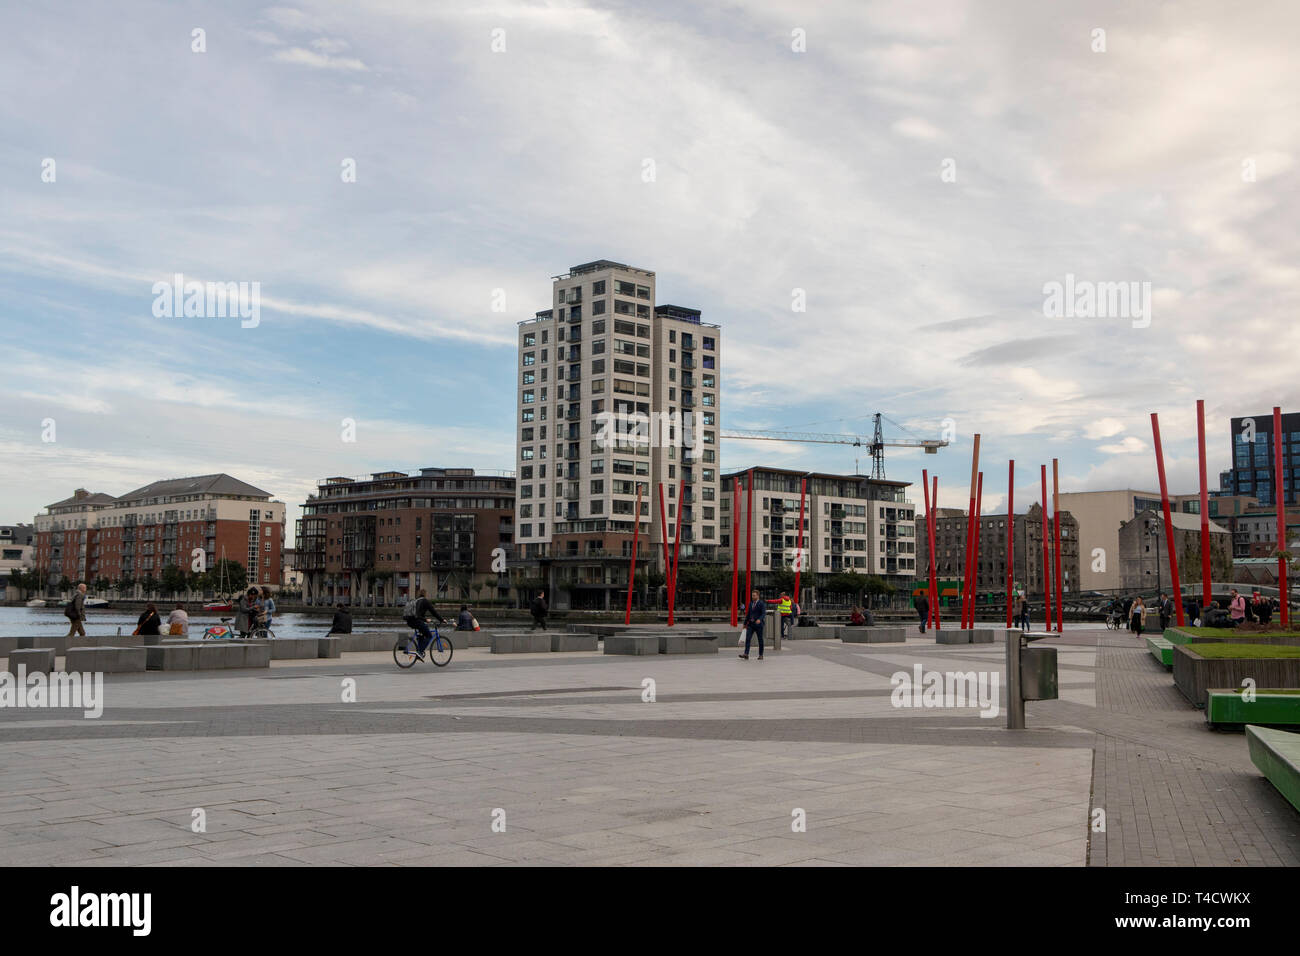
[1220,412,1300,506]
[720,467,917,593]
[513,260,722,609]
[31,476,286,592]
[295,467,514,607]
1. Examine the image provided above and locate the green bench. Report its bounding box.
[1207,689,1300,727]
[1146,635,1174,668]
[1246,725,1300,814]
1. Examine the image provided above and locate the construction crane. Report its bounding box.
[721,413,946,479]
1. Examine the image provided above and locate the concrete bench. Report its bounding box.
[658,633,719,654]
[841,626,906,644]
[318,636,342,659]
[146,641,270,671]
[491,633,551,654]
[1147,635,1175,669]
[64,646,147,673]
[5,647,55,675]
[604,635,660,656]
[551,633,598,652]
[1207,690,1300,728]
[1247,724,1300,813]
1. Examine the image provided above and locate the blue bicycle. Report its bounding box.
[393,624,452,668]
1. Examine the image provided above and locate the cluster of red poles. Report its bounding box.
[625,402,1292,631]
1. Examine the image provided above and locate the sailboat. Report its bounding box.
[203,547,234,611]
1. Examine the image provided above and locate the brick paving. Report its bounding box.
[0,627,1296,866]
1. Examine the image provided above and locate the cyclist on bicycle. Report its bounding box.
[402,589,447,657]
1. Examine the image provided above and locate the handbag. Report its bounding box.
[738,627,747,647]
[471,616,480,631]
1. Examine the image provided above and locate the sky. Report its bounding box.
[2,0,1298,532]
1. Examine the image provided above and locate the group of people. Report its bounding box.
[131,602,191,636]
[233,587,277,637]
[1224,588,1277,627]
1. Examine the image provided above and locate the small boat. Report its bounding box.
[85,598,111,609]
[204,601,233,611]
[26,598,46,608]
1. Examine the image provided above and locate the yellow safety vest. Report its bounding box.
[778,597,792,615]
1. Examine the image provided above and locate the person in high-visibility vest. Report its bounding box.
[778,592,793,640]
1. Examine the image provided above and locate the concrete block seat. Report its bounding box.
[551,633,598,652]
[5,647,56,674]
[64,646,147,673]
[658,632,719,654]
[604,634,660,656]
[1147,635,1175,669]
[1246,724,1300,813]
[491,632,551,654]
[146,641,269,671]
[1207,690,1300,728]
[842,626,906,644]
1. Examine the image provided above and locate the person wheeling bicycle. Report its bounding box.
[402,589,447,657]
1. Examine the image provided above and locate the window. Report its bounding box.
[592,280,606,295]
[521,448,534,460]
[592,359,605,374]
[522,371,534,385]
[592,299,606,315]
[523,333,535,347]
[669,330,676,343]
[592,319,605,334]
[521,409,534,422]
[703,336,715,350]
[523,351,535,366]
[522,390,534,403]
[522,428,534,441]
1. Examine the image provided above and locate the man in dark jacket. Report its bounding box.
[530,591,549,630]
[740,590,767,660]
[63,582,88,638]
[1158,592,1173,632]
[402,589,446,656]
[915,593,930,634]
[329,604,352,635]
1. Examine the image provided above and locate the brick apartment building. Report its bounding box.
[32,475,286,594]
[295,467,515,607]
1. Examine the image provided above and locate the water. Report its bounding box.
[0,606,400,639]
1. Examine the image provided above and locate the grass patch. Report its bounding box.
[1187,643,1300,660]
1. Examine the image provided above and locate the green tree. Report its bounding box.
[160,564,187,597]
[769,564,796,593]
[58,575,71,593]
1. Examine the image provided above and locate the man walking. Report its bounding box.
[1158,592,1173,632]
[1014,590,1029,631]
[915,591,929,634]
[1229,588,1246,627]
[63,582,88,639]
[740,589,766,661]
[530,590,549,630]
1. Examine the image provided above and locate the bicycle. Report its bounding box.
[1105,610,1123,630]
[203,617,275,640]
[394,623,453,669]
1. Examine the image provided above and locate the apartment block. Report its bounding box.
[917,504,1080,597]
[295,467,514,607]
[513,260,721,609]
[0,523,35,600]
[720,467,917,591]
[1220,412,1300,506]
[32,476,286,591]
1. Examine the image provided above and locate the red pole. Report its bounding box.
[1052,459,1064,632]
[793,477,807,612]
[624,484,642,624]
[730,478,740,627]
[657,483,670,615]
[962,435,981,627]
[1006,460,1015,628]
[1197,400,1212,611]
[744,468,754,605]
[668,478,684,626]
[1150,413,1186,627]
[972,472,984,622]
[930,476,941,630]
[1041,465,1052,632]
[1274,406,1290,626]
[923,468,934,627]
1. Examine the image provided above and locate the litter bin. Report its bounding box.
[1020,645,1059,701]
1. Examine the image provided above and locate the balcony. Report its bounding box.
[681,374,695,388]
[681,356,695,369]
[568,328,581,342]
[566,408,580,421]
[681,339,695,351]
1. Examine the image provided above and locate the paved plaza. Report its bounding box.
[1,628,1297,866]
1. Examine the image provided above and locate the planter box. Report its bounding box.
[1173,645,1300,709]
[1147,636,1175,668]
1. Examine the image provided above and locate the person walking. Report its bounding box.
[1014,590,1028,631]
[261,587,276,629]
[328,603,352,636]
[529,590,549,630]
[777,592,793,640]
[167,602,189,636]
[1254,591,1273,626]
[135,602,162,636]
[1157,592,1173,632]
[1130,596,1147,636]
[63,582,88,639]
[1229,588,1246,627]
[740,589,767,660]
[915,592,929,634]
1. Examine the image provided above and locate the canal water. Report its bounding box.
[0,606,399,639]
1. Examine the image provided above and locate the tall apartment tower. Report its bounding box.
[514,260,722,609]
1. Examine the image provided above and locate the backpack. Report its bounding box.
[403,597,422,622]
[64,600,78,619]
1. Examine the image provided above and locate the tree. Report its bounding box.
[769,564,796,594]
[212,558,246,596]
[140,573,158,597]
[160,564,187,597]
[58,575,71,594]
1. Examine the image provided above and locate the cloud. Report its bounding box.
[1098,436,1148,456]
[270,47,368,71]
